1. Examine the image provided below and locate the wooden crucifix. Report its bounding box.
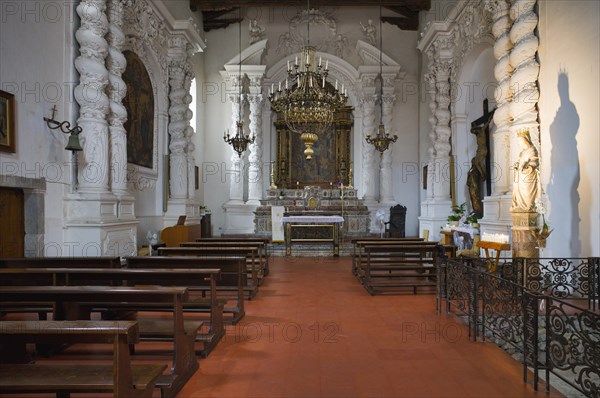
[467,99,495,218]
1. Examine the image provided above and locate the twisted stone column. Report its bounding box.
[74,0,110,193]
[424,71,437,200]
[247,93,264,204]
[227,87,244,204]
[485,0,513,195]
[432,60,452,201]
[167,36,190,200]
[183,73,196,199]
[106,0,128,197]
[361,94,378,201]
[509,0,540,258]
[379,94,396,203]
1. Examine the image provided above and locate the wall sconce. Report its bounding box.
[43,105,83,152]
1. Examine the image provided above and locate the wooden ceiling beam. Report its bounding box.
[191,0,430,12]
[381,16,418,31]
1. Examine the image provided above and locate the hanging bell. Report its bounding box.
[65,132,83,152]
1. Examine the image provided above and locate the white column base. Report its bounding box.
[63,220,138,256]
[164,198,201,227]
[418,198,453,242]
[479,194,513,242]
[222,203,259,235]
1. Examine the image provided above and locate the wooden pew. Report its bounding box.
[0,266,223,357]
[157,246,260,299]
[0,320,165,398]
[195,237,272,275]
[351,239,426,275]
[0,257,122,319]
[0,285,197,398]
[358,244,448,295]
[181,241,268,281]
[126,256,247,325]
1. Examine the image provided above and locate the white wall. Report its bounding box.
[0,1,77,254]
[538,0,600,257]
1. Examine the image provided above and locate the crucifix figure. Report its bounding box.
[467,99,495,218]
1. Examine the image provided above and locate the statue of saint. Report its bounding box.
[360,19,377,45]
[249,19,265,45]
[512,129,539,211]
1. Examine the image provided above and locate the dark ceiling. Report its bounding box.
[191,0,431,32]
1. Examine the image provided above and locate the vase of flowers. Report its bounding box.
[533,198,553,248]
[448,203,466,227]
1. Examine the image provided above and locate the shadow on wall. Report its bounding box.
[547,72,581,256]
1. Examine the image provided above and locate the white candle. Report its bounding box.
[322,76,325,88]
[271,83,274,94]
[285,78,288,89]
[287,60,290,71]
[325,60,329,70]
[295,56,298,66]
[278,81,281,91]
[341,84,344,93]
[306,53,310,64]
[319,56,322,66]
[309,77,313,87]
[335,80,338,90]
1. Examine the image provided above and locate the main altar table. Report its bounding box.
[281,215,344,256]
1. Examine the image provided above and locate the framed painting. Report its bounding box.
[0,90,16,153]
[123,50,155,168]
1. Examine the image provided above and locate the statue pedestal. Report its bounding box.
[511,211,539,258]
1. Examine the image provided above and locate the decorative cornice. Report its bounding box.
[151,0,206,52]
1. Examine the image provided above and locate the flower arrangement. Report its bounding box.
[533,197,552,248]
[465,212,479,225]
[448,202,466,223]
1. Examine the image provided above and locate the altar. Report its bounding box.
[254,186,371,240]
[282,215,345,256]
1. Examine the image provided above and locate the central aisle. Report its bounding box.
[179,256,561,398]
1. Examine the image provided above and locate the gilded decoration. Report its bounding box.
[275,106,353,188]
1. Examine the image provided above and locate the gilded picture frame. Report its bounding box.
[0,90,16,153]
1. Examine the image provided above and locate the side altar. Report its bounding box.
[254,186,370,238]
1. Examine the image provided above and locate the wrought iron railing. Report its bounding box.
[438,257,600,397]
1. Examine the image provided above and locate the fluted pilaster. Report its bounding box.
[361,94,378,202]
[432,60,452,201]
[106,0,128,197]
[379,94,396,203]
[74,0,110,193]
[247,92,264,204]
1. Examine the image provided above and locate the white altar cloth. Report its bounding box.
[281,215,345,224]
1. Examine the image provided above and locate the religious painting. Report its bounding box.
[123,50,155,168]
[291,128,337,184]
[0,90,16,153]
[275,107,353,188]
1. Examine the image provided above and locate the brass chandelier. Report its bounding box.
[224,8,254,157]
[365,6,397,156]
[268,1,347,160]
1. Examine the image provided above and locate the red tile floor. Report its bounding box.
[179,256,563,398]
[1,256,564,398]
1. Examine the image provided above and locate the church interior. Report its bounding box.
[0,0,599,397]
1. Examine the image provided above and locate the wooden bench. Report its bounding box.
[351,239,426,275]
[158,246,261,299]
[126,256,247,325]
[180,241,268,283]
[0,257,122,319]
[0,266,224,357]
[0,320,165,398]
[358,244,447,295]
[0,285,197,398]
[195,237,272,275]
